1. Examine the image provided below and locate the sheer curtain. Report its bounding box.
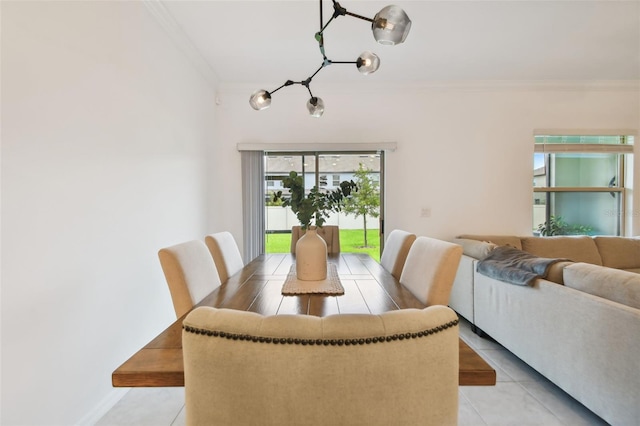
[241,150,265,262]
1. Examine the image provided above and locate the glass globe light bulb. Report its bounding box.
[372,5,411,45]
[357,51,380,75]
[307,97,325,118]
[249,89,272,110]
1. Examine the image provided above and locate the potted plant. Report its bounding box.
[273,171,357,280]
[537,216,595,236]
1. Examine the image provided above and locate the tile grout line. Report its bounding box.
[513,380,567,426]
[169,403,185,426]
[458,389,490,426]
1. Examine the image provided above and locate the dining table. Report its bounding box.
[112,252,496,387]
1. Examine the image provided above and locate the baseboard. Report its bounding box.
[77,388,129,425]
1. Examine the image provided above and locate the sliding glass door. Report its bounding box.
[265,151,384,260]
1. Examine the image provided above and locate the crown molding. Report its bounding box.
[143,0,219,88]
[219,79,640,95]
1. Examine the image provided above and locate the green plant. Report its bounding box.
[273,171,357,230]
[537,216,594,236]
[265,190,283,206]
[537,216,567,236]
[343,163,380,247]
[265,229,381,261]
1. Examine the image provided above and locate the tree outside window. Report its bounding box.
[343,163,380,247]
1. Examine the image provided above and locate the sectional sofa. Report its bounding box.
[449,234,640,426]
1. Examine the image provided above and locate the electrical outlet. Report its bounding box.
[420,207,431,218]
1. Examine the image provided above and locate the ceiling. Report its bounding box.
[159,0,640,88]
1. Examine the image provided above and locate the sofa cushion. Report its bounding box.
[563,262,640,309]
[453,238,497,260]
[521,236,603,265]
[593,236,640,269]
[456,234,522,250]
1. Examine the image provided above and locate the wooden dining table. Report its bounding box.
[112,252,496,387]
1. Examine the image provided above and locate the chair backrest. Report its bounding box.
[380,229,417,280]
[183,305,459,426]
[400,236,463,307]
[158,240,222,318]
[290,225,340,254]
[204,232,244,283]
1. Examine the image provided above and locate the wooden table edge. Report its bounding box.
[112,337,496,387]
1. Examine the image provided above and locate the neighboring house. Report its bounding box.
[265,155,380,192]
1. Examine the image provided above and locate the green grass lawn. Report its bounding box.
[266,229,381,261]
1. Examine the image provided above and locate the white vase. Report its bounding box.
[295,226,327,280]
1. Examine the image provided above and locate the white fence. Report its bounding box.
[266,206,379,231]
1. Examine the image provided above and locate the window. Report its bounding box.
[264,151,383,259]
[533,133,634,236]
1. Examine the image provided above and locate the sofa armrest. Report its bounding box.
[563,262,640,310]
[449,255,476,322]
[544,260,573,285]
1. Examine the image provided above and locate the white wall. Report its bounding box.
[1,2,638,424]
[217,82,639,241]
[1,1,217,424]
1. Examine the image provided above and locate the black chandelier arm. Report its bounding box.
[319,14,337,34]
[343,10,374,23]
[331,0,374,23]
[269,80,295,94]
[317,0,345,36]
[331,0,346,18]
[272,56,354,97]
[306,85,315,98]
[308,63,326,81]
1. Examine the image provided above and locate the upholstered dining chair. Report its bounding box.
[290,225,340,254]
[380,229,417,280]
[400,236,463,307]
[182,305,460,426]
[204,231,244,283]
[158,240,222,318]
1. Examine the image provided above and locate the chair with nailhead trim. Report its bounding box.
[182,305,459,426]
[158,240,222,318]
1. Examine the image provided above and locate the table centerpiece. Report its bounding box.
[273,171,357,280]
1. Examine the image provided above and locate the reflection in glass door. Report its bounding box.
[265,152,383,260]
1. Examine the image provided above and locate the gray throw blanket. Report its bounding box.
[477,245,567,286]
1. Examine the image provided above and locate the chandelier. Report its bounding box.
[249,0,411,118]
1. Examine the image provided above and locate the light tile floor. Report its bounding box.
[97,317,609,426]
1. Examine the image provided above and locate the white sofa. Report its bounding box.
[450,235,640,426]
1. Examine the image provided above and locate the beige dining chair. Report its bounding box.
[380,229,417,280]
[290,225,340,254]
[182,305,459,426]
[400,236,463,307]
[204,231,244,283]
[158,240,222,318]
